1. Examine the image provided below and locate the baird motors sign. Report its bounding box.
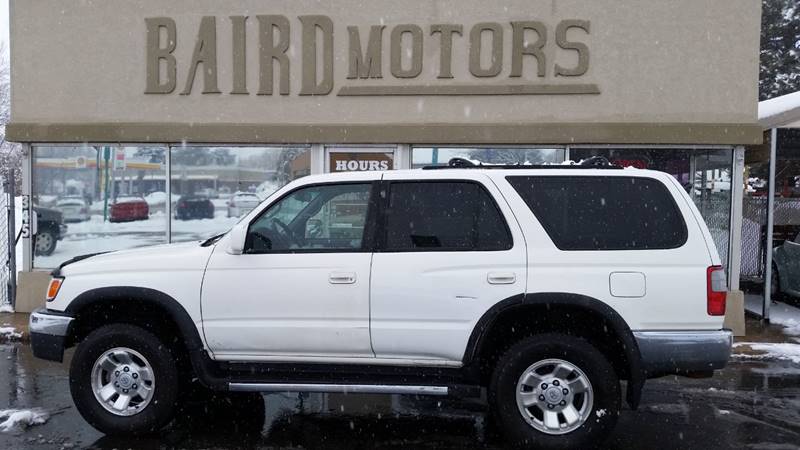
[145,15,597,97]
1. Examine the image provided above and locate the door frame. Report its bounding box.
[324,145,400,173]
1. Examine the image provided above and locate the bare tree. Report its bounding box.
[0,42,22,194]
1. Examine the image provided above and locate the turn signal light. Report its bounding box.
[46,278,63,302]
[707,266,727,316]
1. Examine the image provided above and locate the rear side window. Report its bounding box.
[383,181,512,252]
[507,176,687,251]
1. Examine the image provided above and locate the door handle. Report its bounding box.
[487,272,516,285]
[329,272,357,285]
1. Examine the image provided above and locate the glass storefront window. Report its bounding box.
[169,146,310,243]
[571,148,734,268]
[412,147,565,168]
[32,145,167,269]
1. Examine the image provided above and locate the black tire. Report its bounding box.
[34,228,57,256]
[489,334,621,450]
[69,324,180,435]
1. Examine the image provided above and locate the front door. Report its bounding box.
[202,180,379,360]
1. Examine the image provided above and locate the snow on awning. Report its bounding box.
[759,91,800,129]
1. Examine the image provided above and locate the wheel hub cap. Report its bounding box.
[515,358,594,435]
[544,386,564,404]
[90,347,155,417]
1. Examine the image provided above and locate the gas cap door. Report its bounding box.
[609,272,646,298]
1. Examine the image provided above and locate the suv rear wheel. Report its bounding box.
[489,334,620,449]
[69,324,179,435]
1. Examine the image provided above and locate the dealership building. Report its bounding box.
[7,0,762,330]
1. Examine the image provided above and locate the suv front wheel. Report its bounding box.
[489,334,620,449]
[69,324,179,435]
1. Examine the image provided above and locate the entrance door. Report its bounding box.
[326,146,397,173]
[201,179,379,360]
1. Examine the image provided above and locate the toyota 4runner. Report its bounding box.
[29,163,732,448]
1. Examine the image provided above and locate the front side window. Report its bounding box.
[246,183,373,253]
[383,181,512,252]
[508,176,688,251]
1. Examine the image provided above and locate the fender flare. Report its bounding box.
[463,292,645,409]
[65,286,205,352]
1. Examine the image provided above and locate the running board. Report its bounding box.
[228,383,449,396]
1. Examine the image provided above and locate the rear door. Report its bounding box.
[369,172,527,363]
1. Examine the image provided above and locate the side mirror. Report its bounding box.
[227,222,248,255]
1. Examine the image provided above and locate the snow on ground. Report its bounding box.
[0,327,22,341]
[733,342,800,364]
[35,210,240,268]
[0,409,49,432]
[745,294,800,337]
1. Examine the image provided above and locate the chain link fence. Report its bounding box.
[741,197,800,282]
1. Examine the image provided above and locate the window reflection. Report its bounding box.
[412,147,565,168]
[32,145,167,268]
[169,146,310,243]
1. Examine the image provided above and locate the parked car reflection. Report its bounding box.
[227,192,261,218]
[56,196,91,223]
[175,195,215,221]
[109,196,150,223]
[773,231,800,302]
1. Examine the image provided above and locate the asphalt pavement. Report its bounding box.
[0,343,798,450]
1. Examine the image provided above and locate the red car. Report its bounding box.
[110,197,149,223]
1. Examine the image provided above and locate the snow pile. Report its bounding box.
[759,90,800,128]
[734,342,800,364]
[0,409,49,432]
[0,327,22,341]
[0,304,14,314]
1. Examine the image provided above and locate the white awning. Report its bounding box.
[759,91,800,129]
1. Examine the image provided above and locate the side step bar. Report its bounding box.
[228,383,449,396]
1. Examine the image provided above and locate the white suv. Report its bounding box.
[30,161,732,448]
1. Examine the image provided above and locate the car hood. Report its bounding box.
[60,241,215,276]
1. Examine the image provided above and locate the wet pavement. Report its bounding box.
[0,343,799,450]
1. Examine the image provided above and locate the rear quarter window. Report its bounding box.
[507,176,688,251]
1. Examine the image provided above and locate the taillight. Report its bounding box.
[46,277,64,302]
[707,266,727,316]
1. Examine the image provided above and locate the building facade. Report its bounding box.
[7,0,762,325]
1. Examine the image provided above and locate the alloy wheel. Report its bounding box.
[515,358,594,435]
[90,347,155,417]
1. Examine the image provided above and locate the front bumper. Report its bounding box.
[634,330,733,378]
[29,308,74,363]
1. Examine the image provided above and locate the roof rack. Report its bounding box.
[422,156,623,170]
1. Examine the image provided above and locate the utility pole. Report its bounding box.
[5,170,16,309]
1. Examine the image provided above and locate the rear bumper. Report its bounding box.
[29,308,74,363]
[634,330,733,378]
